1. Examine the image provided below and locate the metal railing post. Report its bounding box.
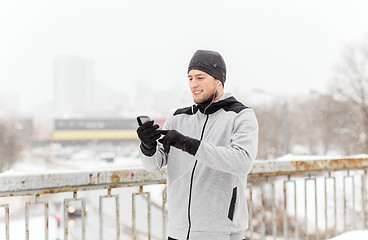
[132,186,151,240]
[25,194,49,240]
[64,192,86,240]
[99,189,120,240]
[1,204,9,240]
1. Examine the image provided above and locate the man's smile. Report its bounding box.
[193,90,203,95]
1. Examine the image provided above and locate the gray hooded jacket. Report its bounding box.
[139,92,258,240]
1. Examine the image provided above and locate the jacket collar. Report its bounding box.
[195,92,238,114]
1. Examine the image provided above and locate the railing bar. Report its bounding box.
[162,187,167,240]
[333,176,337,237]
[45,202,49,240]
[352,175,356,230]
[363,172,367,229]
[98,194,120,240]
[304,176,318,240]
[6,205,9,240]
[325,177,328,240]
[248,185,253,240]
[64,199,68,240]
[343,175,347,232]
[25,202,30,240]
[362,174,365,230]
[24,201,49,240]
[305,178,308,240]
[3,158,368,240]
[0,181,168,198]
[7,205,9,240]
[272,182,276,240]
[314,178,318,240]
[132,193,136,240]
[294,180,298,240]
[147,192,151,240]
[132,191,150,240]
[1,204,10,240]
[82,199,86,240]
[99,196,103,240]
[283,179,298,240]
[261,183,265,239]
[116,195,120,240]
[324,176,337,239]
[64,198,86,240]
[283,180,288,240]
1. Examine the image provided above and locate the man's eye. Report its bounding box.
[198,77,203,80]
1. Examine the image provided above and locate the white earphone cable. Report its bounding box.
[157,80,221,203]
[204,81,221,114]
[155,154,195,203]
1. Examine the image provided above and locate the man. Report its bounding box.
[137,50,258,240]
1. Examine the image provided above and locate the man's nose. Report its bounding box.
[190,79,199,88]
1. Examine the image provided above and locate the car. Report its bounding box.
[66,201,87,218]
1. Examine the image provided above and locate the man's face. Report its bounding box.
[188,69,219,104]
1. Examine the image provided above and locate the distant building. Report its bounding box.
[52,118,138,141]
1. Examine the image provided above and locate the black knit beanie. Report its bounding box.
[188,50,226,85]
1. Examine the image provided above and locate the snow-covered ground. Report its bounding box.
[2,143,142,174]
[329,230,368,240]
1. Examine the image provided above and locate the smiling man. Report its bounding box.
[137,50,258,240]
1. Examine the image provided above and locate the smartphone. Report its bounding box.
[137,116,151,126]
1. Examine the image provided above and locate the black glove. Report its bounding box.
[137,120,161,156]
[159,130,200,156]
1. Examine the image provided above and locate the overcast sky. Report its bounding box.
[1,0,368,115]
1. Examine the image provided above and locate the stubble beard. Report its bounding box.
[194,90,217,104]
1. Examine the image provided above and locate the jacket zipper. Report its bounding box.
[186,114,209,240]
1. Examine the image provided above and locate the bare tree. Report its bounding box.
[331,39,368,150]
[0,120,25,171]
[291,94,361,155]
[253,102,285,159]
[253,92,362,159]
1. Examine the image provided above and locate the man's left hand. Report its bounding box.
[158,130,200,156]
[158,130,185,153]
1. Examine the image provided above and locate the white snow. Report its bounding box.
[276,153,368,161]
[329,230,368,240]
[0,150,142,176]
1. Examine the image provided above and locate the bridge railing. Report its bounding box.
[1,156,368,239]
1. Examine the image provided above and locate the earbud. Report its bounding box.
[217,81,221,87]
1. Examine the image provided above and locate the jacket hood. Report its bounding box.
[174,92,249,116]
[196,92,239,114]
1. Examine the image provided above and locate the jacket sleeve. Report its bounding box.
[139,115,172,172]
[194,109,258,176]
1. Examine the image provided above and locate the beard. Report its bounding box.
[195,91,217,105]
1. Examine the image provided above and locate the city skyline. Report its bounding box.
[1,0,368,116]
[0,55,191,118]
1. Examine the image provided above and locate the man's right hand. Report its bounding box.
[136,120,161,155]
